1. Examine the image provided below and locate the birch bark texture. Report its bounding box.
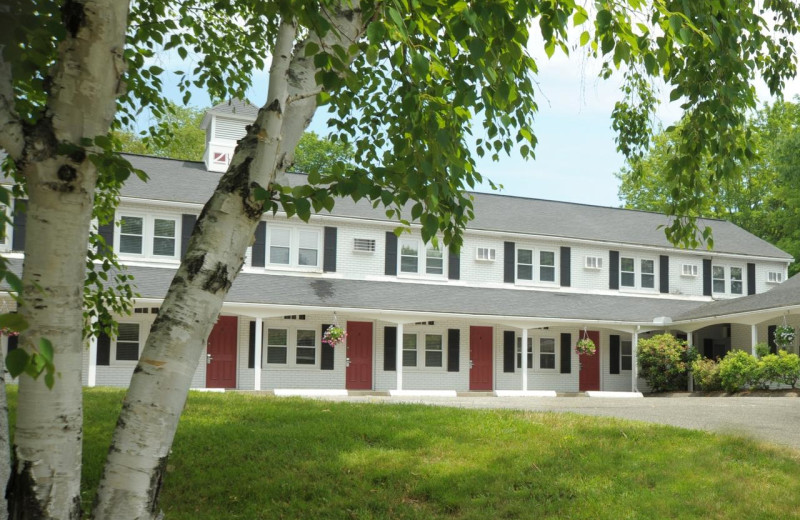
[1,1,130,518]
[92,5,366,518]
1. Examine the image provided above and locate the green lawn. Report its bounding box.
[8,387,800,519]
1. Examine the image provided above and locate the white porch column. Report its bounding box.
[87,316,97,387]
[687,331,694,392]
[254,318,263,391]
[396,323,404,391]
[631,328,639,392]
[521,328,528,391]
[751,324,758,357]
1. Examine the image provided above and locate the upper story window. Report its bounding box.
[267,226,321,269]
[476,247,496,262]
[516,247,557,284]
[712,265,725,293]
[620,256,656,290]
[117,213,179,260]
[713,265,744,295]
[399,239,446,277]
[730,267,743,295]
[585,256,602,270]
[681,263,698,277]
[768,271,784,284]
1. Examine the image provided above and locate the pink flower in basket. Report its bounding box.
[322,325,347,347]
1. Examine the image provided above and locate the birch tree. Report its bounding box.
[1,0,797,518]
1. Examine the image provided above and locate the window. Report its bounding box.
[353,238,376,252]
[712,265,726,293]
[516,336,533,369]
[768,271,784,284]
[398,239,446,277]
[476,247,496,261]
[424,334,443,367]
[517,249,533,280]
[400,239,419,273]
[681,264,698,277]
[540,251,556,282]
[266,226,321,269]
[402,333,417,367]
[620,256,657,290]
[641,259,655,289]
[0,205,8,248]
[116,323,140,361]
[585,256,602,269]
[266,328,288,364]
[295,329,316,365]
[539,338,556,369]
[620,257,636,287]
[730,267,743,295]
[621,340,632,370]
[119,216,144,254]
[117,214,179,259]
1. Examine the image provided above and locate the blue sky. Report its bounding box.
[156,34,800,209]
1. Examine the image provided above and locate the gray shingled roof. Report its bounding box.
[674,274,800,321]
[120,153,792,260]
[109,264,701,323]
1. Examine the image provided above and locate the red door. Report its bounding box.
[579,330,601,392]
[346,321,373,390]
[206,316,238,388]
[470,326,493,391]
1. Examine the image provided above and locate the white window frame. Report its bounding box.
[621,340,633,371]
[516,336,533,370]
[584,256,602,270]
[263,327,319,368]
[401,331,446,370]
[476,247,496,262]
[113,322,142,364]
[397,238,447,278]
[265,327,289,365]
[295,328,317,366]
[619,255,658,292]
[115,212,180,261]
[712,265,727,294]
[265,225,322,271]
[538,337,557,371]
[516,246,558,286]
[424,334,443,368]
[767,271,784,284]
[402,333,418,367]
[730,266,743,295]
[681,263,698,277]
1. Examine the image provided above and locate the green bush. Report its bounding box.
[771,350,800,388]
[637,334,691,392]
[754,342,771,359]
[718,350,759,392]
[691,358,722,391]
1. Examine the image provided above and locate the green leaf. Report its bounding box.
[6,349,28,378]
[580,31,590,47]
[38,338,54,363]
[44,372,55,389]
[0,313,27,332]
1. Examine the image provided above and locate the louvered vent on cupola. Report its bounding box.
[201,99,259,173]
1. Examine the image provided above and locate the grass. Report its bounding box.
[8,387,800,519]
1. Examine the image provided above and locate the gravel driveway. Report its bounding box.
[315,395,800,451]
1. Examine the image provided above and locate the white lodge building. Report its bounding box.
[5,100,800,395]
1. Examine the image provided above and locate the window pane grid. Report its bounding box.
[424,334,442,367]
[540,338,555,369]
[540,251,555,282]
[517,249,533,280]
[402,333,417,366]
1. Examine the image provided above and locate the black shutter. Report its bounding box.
[504,242,515,284]
[97,332,110,366]
[321,324,334,370]
[181,214,197,259]
[768,325,777,354]
[11,199,26,251]
[384,326,397,371]
[98,221,114,252]
[385,232,398,276]
[251,222,266,267]
[659,255,669,294]
[447,328,460,372]
[609,335,621,374]
[560,246,571,287]
[560,333,571,374]
[323,227,337,272]
[448,252,460,280]
[703,259,712,296]
[703,338,714,359]
[503,330,515,373]
[248,321,256,368]
[7,335,17,352]
[747,263,756,295]
[609,251,619,290]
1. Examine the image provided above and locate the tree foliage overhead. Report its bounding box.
[617,99,800,275]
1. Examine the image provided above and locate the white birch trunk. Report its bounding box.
[5,1,130,518]
[92,5,365,518]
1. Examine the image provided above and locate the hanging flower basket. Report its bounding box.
[322,325,347,348]
[575,337,596,356]
[0,327,19,337]
[775,325,796,349]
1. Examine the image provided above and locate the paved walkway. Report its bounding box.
[314,395,800,451]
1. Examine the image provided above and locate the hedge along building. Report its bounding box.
[2,100,798,395]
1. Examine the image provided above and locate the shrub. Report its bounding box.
[773,350,800,388]
[754,342,771,359]
[691,358,722,391]
[718,350,759,392]
[637,334,690,392]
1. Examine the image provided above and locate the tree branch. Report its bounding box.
[0,46,24,160]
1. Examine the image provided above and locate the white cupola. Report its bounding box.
[200,99,259,172]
